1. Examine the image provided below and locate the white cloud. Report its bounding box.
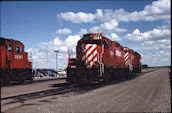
[100,0,170,22]
[107,33,121,41]
[96,9,103,18]
[144,0,170,15]
[78,28,88,36]
[56,28,72,34]
[53,36,63,46]
[58,0,170,23]
[126,25,171,41]
[28,35,81,69]
[126,24,171,55]
[162,59,168,62]
[90,19,123,33]
[141,51,171,66]
[125,29,150,41]
[26,48,33,53]
[114,28,127,33]
[90,19,127,34]
[58,11,96,23]
[65,35,81,47]
[125,23,171,66]
[148,28,170,40]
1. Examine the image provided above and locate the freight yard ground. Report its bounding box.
[1,68,171,113]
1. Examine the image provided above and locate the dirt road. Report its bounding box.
[1,68,171,112]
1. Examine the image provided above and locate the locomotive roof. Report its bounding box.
[0,37,24,45]
[80,34,140,55]
[7,39,23,45]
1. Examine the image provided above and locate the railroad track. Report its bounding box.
[1,76,66,87]
[1,83,79,105]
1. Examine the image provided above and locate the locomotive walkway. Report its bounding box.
[1,68,171,112]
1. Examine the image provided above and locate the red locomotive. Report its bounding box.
[0,37,33,84]
[67,33,141,83]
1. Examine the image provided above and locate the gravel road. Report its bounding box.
[1,68,171,113]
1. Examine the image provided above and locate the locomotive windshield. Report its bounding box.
[83,34,91,40]
[81,40,101,45]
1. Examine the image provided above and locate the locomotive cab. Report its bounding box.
[0,37,33,84]
[67,33,105,83]
[76,33,103,67]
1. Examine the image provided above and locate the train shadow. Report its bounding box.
[71,69,158,94]
[73,76,137,94]
[50,74,138,95]
[2,76,136,105]
[1,83,74,105]
[1,77,66,87]
[3,72,150,105]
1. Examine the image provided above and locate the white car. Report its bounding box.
[58,70,66,76]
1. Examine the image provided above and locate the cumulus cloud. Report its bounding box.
[89,19,127,34]
[140,38,171,50]
[126,26,171,41]
[141,50,171,66]
[114,28,128,33]
[125,29,150,41]
[125,23,171,52]
[65,35,81,47]
[106,33,121,41]
[90,19,118,32]
[125,23,171,66]
[27,35,81,69]
[101,0,170,22]
[58,11,97,23]
[56,28,72,34]
[110,33,121,41]
[58,0,170,23]
[78,28,88,36]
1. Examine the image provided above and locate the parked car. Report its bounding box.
[36,72,45,78]
[46,71,57,77]
[58,70,66,76]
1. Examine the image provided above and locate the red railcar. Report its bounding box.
[0,37,33,84]
[67,33,141,83]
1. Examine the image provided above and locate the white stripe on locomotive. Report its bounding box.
[82,44,98,65]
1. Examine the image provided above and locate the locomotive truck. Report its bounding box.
[0,37,33,84]
[67,33,141,83]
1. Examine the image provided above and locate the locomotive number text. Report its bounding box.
[15,55,23,59]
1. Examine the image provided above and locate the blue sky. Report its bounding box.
[1,0,171,69]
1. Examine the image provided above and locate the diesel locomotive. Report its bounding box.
[67,33,141,83]
[0,37,33,84]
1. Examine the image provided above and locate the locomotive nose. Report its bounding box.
[81,44,98,66]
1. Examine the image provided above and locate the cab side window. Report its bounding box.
[8,44,12,52]
[103,40,109,48]
[16,46,22,54]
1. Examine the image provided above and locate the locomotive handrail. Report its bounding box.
[98,44,104,77]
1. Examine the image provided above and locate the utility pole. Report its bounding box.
[54,50,59,75]
[47,44,49,69]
